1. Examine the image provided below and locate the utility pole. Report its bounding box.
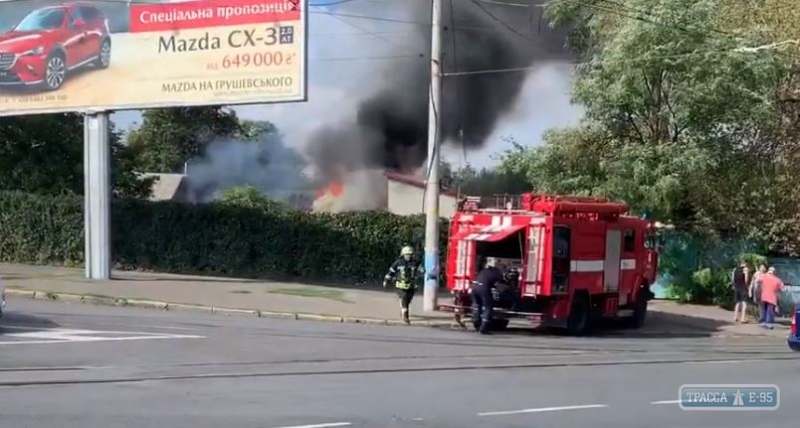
[83,112,112,280]
[423,0,443,313]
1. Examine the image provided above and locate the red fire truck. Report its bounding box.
[439,193,664,335]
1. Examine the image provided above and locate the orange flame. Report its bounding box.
[315,182,344,199]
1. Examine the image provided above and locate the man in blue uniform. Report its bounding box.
[383,246,424,324]
[471,257,505,334]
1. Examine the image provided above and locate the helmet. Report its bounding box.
[400,246,414,256]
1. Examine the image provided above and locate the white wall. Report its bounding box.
[387,180,457,218]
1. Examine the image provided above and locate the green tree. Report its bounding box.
[452,164,530,197]
[127,107,248,173]
[0,114,83,195]
[518,0,788,240]
[111,121,156,199]
[509,0,800,304]
[0,113,152,198]
[715,0,800,254]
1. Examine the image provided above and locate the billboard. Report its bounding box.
[0,0,307,116]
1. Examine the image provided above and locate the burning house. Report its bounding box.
[311,170,458,217]
[144,1,572,214]
[302,0,571,213]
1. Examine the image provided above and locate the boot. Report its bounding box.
[478,318,492,335]
[401,308,410,325]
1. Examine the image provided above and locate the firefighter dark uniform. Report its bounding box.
[471,263,504,334]
[383,246,424,324]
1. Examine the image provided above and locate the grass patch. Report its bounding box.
[268,287,352,303]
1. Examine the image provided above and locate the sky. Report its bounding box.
[111,0,584,170]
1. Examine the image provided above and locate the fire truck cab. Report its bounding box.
[440,193,662,335]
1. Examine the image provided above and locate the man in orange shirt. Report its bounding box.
[759,267,785,329]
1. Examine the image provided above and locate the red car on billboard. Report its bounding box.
[0,2,111,92]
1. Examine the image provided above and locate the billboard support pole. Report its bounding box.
[83,112,111,280]
[423,0,443,313]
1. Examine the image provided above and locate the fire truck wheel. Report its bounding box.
[625,288,649,329]
[567,292,591,336]
[489,319,510,331]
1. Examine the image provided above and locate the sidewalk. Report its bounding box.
[647,300,790,337]
[0,263,451,325]
[0,263,790,337]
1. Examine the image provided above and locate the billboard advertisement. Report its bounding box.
[0,0,307,116]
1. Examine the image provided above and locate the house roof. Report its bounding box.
[141,173,186,201]
[384,171,458,197]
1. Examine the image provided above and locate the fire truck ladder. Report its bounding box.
[526,194,628,220]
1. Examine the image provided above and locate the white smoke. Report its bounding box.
[183,128,313,204]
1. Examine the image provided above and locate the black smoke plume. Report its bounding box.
[305,0,571,181]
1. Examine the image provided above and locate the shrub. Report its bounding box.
[0,191,450,285]
[215,185,291,212]
[665,251,768,309]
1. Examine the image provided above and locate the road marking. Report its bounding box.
[270,423,351,428]
[0,328,204,345]
[478,404,608,417]
[684,359,750,365]
[63,323,196,331]
[651,400,681,404]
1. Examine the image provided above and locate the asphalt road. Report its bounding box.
[0,299,796,428]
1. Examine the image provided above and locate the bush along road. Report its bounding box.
[0,191,449,285]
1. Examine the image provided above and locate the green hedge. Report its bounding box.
[666,252,768,309]
[0,191,450,285]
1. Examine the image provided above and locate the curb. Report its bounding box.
[6,289,782,338]
[5,289,459,328]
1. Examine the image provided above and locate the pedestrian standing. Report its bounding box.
[731,260,750,323]
[759,267,785,330]
[749,264,767,322]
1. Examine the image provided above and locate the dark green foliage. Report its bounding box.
[0,191,450,285]
[126,107,250,173]
[0,113,152,199]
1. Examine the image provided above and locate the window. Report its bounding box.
[552,226,571,293]
[553,226,571,258]
[68,8,84,27]
[80,7,100,21]
[623,229,635,252]
[644,231,656,249]
[16,8,66,31]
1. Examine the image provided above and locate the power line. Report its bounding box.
[324,7,427,57]
[311,0,742,43]
[448,0,468,170]
[4,0,736,42]
[313,9,542,38]
[309,1,787,80]
[467,0,538,43]
[311,0,533,7]
[441,44,786,77]
[312,53,425,62]
[313,29,415,35]
[567,0,737,38]
[309,0,360,6]
[4,0,775,63]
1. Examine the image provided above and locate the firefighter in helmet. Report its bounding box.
[470,257,505,334]
[383,245,425,324]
